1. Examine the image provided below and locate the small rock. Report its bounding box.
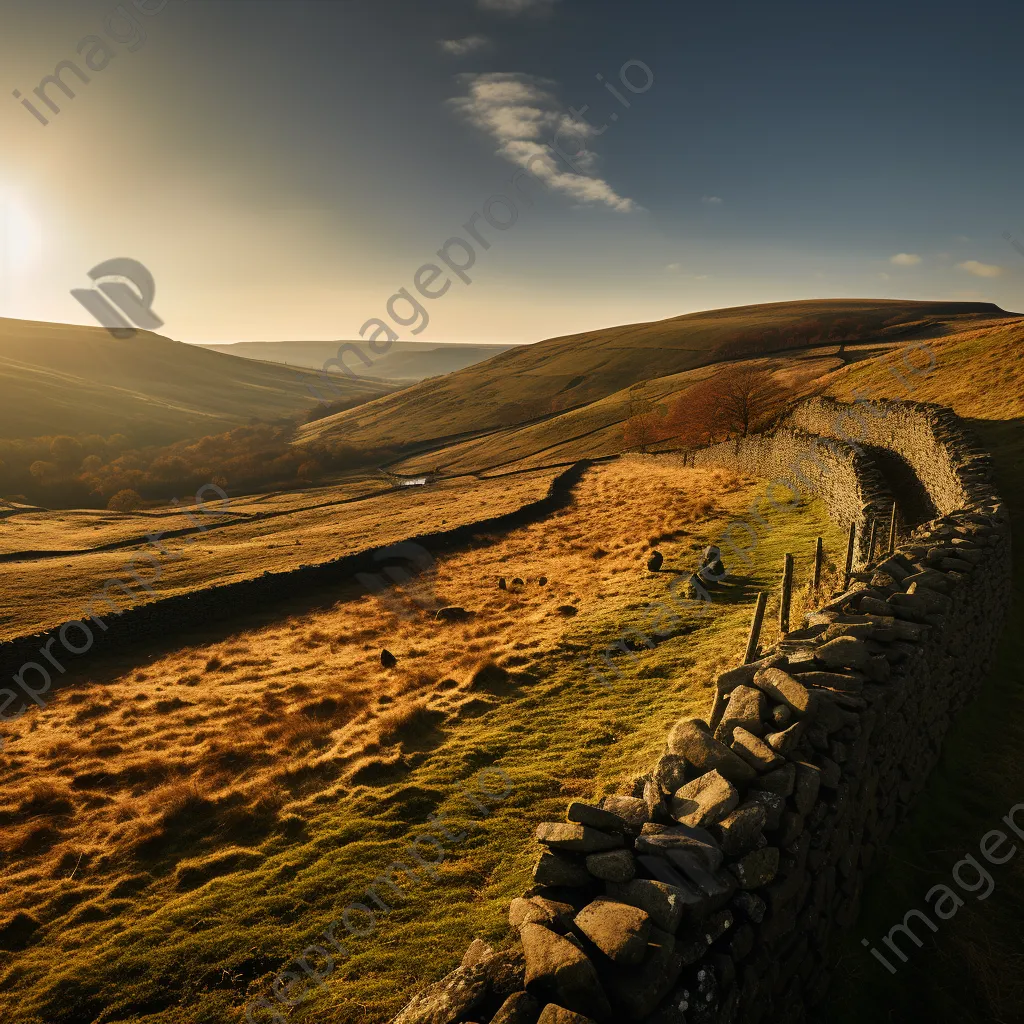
[512,577,525,587]
[539,576,549,586]
[462,938,494,968]
[648,550,665,572]
[729,847,780,889]
[380,649,397,669]
[765,720,806,756]
[510,897,576,932]
[498,577,508,590]
[653,754,689,794]
[730,727,783,772]
[709,802,767,857]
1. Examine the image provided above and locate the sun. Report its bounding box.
[0,187,42,276]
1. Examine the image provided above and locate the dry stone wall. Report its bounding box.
[689,428,893,563]
[0,461,593,689]
[390,399,1012,1024]
[787,397,977,515]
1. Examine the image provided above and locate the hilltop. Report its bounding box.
[198,340,515,382]
[0,319,395,445]
[298,299,1012,454]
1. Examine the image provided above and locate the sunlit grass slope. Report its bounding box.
[298,299,1010,453]
[0,319,394,444]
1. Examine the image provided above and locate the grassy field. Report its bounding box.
[0,459,845,1024]
[0,470,562,639]
[814,318,1024,1023]
[298,300,1011,454]
[0,319,393,445]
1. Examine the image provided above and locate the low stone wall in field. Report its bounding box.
[389,399,1012,1024]
[0,462,593,703]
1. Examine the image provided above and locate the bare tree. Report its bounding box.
[716,366,788,438]
[622,384,667,453]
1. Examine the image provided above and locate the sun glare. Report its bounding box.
[0,187,42,277]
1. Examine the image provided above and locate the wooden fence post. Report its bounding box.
[887,502,898,555]
[812,536,823,593]
[867,519,878,563]
[779,553,794,635]
[843,522,856,589]
[743,592,768,664]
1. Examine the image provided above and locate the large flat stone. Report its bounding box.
[665,718,756,784]
[574,899,651,965]
[753,667,816,715]
[605,879,690,932]
[536,823,623,854]
[669,770,739,828]
[533,850,592,888]
[521,924,611,1021]
[715,685,767,740]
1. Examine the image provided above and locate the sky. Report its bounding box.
[2,0,1024,345]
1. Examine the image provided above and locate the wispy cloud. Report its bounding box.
[890,252,922,266]
[439,36,491,57]
[702,196,723,205]
[448,72,637,213]
[478,0,561,14]
[958,259,1003,278]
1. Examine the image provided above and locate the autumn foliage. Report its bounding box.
[622,366,792,453]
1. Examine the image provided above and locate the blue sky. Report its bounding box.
[2,0,1023,343]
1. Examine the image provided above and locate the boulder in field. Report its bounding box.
[435,606,472,623]
[647,550,664,572]
[380,649,397,668]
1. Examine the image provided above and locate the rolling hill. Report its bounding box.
[298,299,1013,454]
[198,340,515,381]
[0,319,396,445]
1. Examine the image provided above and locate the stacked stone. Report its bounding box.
[688,427,893,565]
[389,402,1011,1024]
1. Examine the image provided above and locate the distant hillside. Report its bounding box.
[0,319,395,444]
[298,299,1012,452]
[198,340,515,381]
